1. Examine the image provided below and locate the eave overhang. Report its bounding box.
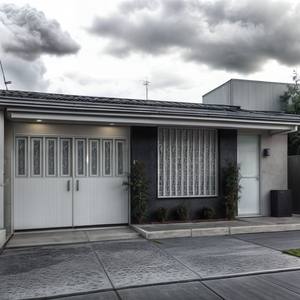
[1,91,300,135]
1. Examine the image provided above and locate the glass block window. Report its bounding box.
[158,128,217,198]
[116,140,126,176]
[46,139,57,176]
[31,138,43,176]
[16,137,27,176]
[103,140,112,176]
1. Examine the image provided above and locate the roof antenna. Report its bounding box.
[142,77,150,100]
[0,60,12,90]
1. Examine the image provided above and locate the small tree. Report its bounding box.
[223,160,242,219]
[280,84,300,154]
[123,162,149,224]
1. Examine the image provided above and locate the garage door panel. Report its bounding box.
[73,177,128,226]
[14,178,73,230]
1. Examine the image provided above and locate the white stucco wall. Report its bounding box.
[4,121,12,234]
[0,111,4,228]
[238,129,287,216]
[260,132,287,216]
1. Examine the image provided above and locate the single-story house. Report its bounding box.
[0,82,299,239]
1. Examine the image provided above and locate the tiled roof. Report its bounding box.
[0,89,239,110]
[0,89,299,122]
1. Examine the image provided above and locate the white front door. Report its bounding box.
[237,135,260,215]
[14,134,128,230]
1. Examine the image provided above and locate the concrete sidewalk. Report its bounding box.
[2,231,300,299]
[4,216,300,248]
[132,215,300,239]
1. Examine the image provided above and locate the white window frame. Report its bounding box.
[75,139,86,177]
[115,140,126,176]
[60,138,72,177]
[103,139,113,177]
[89,139,100,177]
[30,137,43,177]
[15,137,28,177]
[158,127,218,198]
[46,138,57,177]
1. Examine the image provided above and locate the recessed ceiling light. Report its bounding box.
[110,123,114,125]
[37,120,42,122]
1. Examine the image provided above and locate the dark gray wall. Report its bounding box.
[218,129,238,217]
[131,127,237,223]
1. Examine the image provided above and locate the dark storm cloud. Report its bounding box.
[87,0,300,74]
[0,3,80,61]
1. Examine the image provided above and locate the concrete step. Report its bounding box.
[0,229,6,250]
[6,226,141,248]
[131,219,300,239]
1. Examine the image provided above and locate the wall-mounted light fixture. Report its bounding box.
[263,148,271,156]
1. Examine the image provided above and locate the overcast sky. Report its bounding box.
[0,0,299,102]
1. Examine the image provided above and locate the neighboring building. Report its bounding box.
[203,78,297,216]
[0,87,299,240]
[203,78,292,111]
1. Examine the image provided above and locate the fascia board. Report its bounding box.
[3,100,300,122]
[7,111,298,132]
[6,107,300,126]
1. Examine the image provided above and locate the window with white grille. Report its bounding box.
[158,128,217,198]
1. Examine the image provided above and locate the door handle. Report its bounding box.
[76,180,79,191]
[67,180,70,191]
[256,175,259,180]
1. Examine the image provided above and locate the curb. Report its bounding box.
[131,224,300,239]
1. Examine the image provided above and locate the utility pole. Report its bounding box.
[142,77,150,100]
[0,60,12,90]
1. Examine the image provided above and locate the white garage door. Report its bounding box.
[14,134,129,230]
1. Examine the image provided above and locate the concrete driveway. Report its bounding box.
[2,231,300,299]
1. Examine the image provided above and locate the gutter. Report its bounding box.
[270,126,298,135]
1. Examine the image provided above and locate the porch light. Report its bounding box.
[264,148,271,156]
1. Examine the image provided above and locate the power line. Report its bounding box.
[114,76,150,99]
[117,81,143,98]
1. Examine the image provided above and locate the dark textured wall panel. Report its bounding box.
[130,127,237,223]
[218,129,238,217]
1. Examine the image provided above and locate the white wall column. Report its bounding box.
[0,111,4,228]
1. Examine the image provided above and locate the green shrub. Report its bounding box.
[200,205,215,220]
[123,162,149,224]
[157,206,168,222]
[176,203,189,221]
[222,160,242,219]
